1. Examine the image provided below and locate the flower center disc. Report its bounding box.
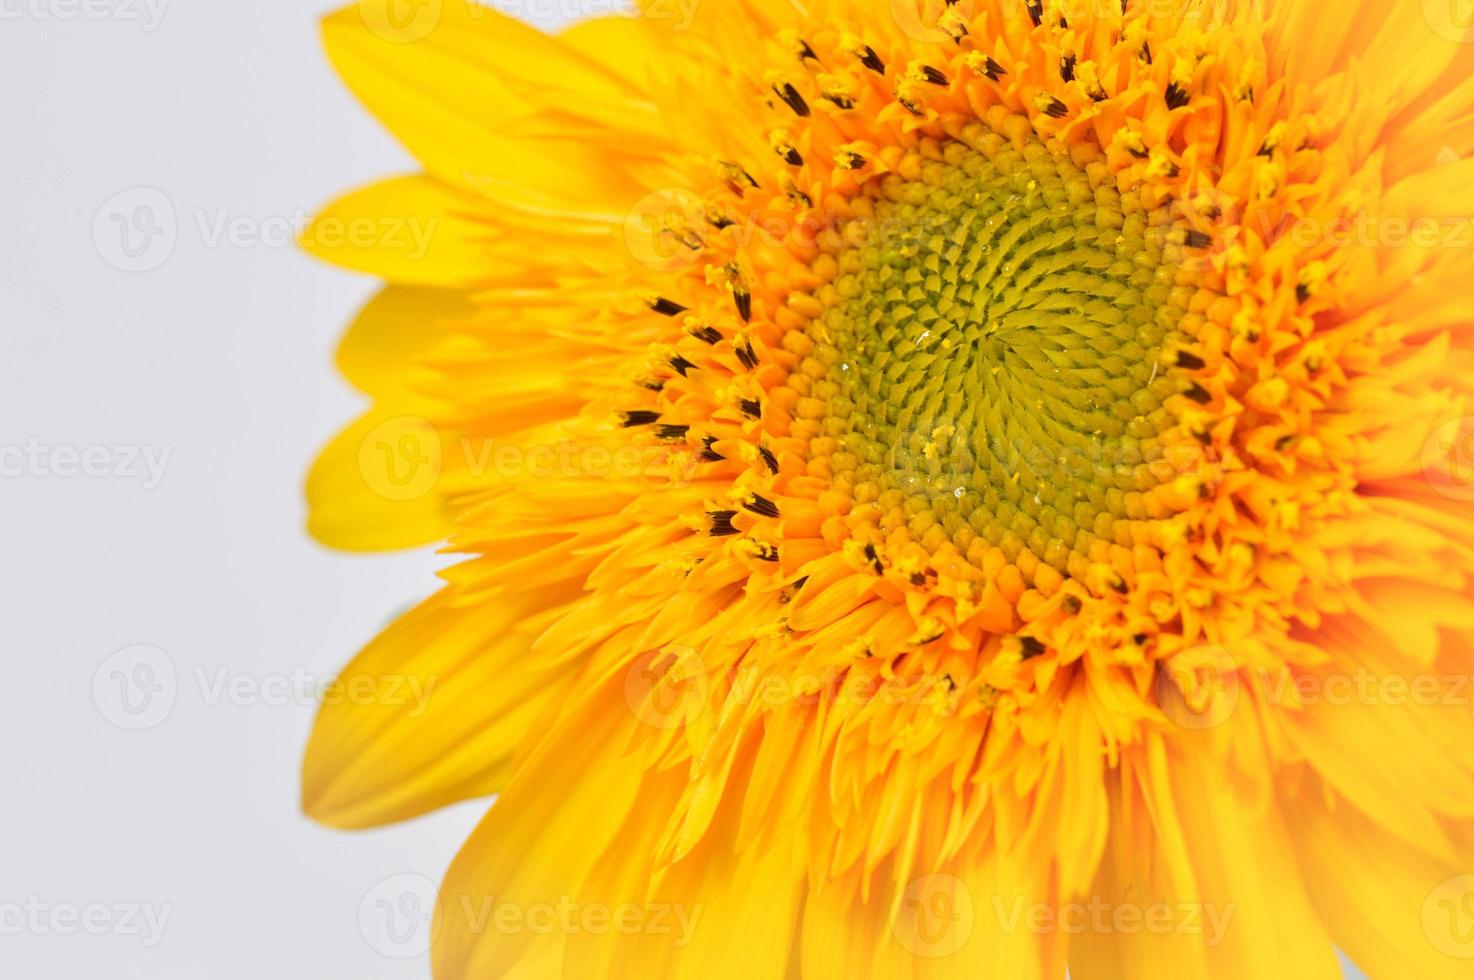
[803,125,1197,578]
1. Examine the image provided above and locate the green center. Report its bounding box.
[808,134,1195,574]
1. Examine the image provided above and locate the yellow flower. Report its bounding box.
[301,1,1474,976]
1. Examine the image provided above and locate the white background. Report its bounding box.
[0,1,1368,978]
[0,2,583,977]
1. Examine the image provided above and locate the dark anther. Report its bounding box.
[1060,53,1076,82]
[718,161,759,192]
[709,213,736,230]
[1175,350,1206,370]
[639,379,666,392]
[650,297,687,316]
[773,82,811,117]
[655,424,690,441]
[1020,636,1047,660]
[743,493,781,519]
[1164,82,1190,110]
[1026,0,1042,26]
[792,575,809,590]
[739,397,762,419]
[1183,229,1212,249]
[1041,96,1068,119]
[689,323,722,345]
[621,410,660,427]
[698,436,726,462]
[920,65,948,86]
[862,542,885,575]
[758,444,779,473]
[796,38,819,62]
[752,542,779,562]
[733,286,752,322]
[1132,632,1149,646]
[708,510,740,536]
[777,145,803,167]
[734,338,758,370]
[1183,382,1212,405]
[1063,595,1083,614]
[669,354,698,377]
[824,93,856,109]
[1140,41,1152,64]
[858,45,885,74]
[1295,283,1311,303]
[983,56,1006,81]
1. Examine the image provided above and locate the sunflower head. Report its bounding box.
[303,1,1474,976]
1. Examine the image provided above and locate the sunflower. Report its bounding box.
[301,0,1474,975]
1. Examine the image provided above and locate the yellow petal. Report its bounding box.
[302,586,575,829]
[335,285,475,396]
[433,681,655,978]
[558,14,665,91]
[321,5,661,207]
[1156,732,1342,980]
[302,175,492,286]
[1290,795,1474,979]
[305,406,457,551]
